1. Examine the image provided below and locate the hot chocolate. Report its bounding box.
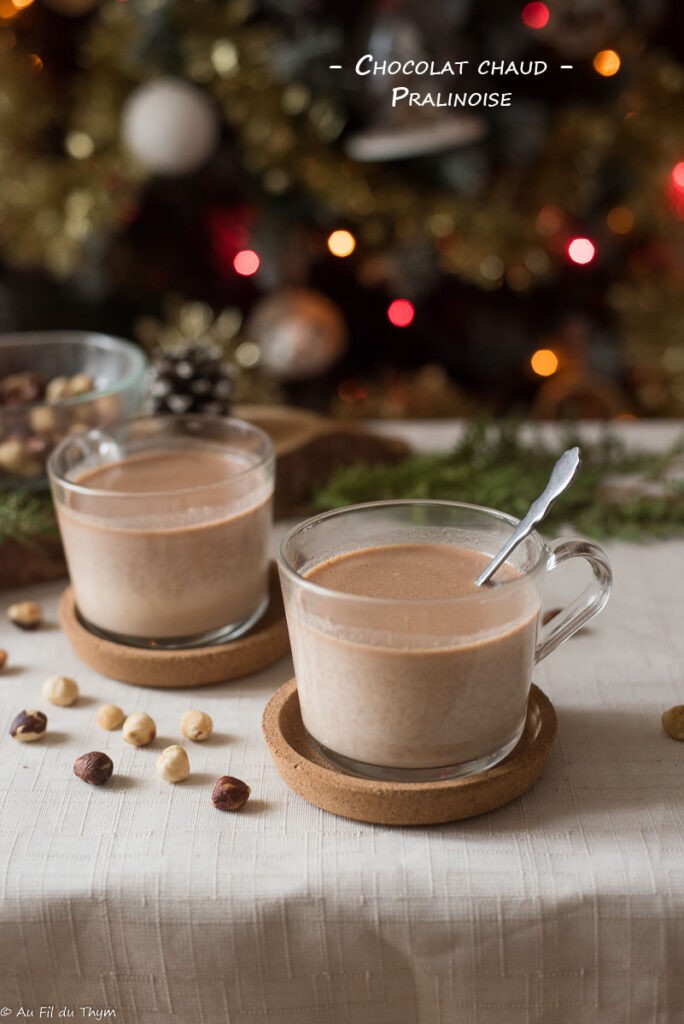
[287,543,538,773]
[56,446,272,643]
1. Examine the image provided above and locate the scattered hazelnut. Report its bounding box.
[42,674,79,707]
[662,705,684,741]
[0,649,7,671]
[97,704,125,731]
[156,744,190,783]
[122,712,156,747]
[7,600,43,631]
[180,709,213,742]
[73,751,113,785]
[211,775,251,812]
[10,708,47,742]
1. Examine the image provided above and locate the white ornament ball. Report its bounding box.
[247,289,348,381]
[121,77,219,176]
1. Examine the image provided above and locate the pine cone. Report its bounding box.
[149,344,234,416]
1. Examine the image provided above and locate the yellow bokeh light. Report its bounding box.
[606,206,634,234]
[593,50,621,77]
[531,348,559,377]
[12,0,34,9]
[327,229,356,258]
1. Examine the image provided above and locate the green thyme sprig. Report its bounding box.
[313,420,684,540]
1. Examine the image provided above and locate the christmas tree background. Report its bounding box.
[0,0,683,420]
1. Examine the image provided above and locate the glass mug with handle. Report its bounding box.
[278,500,612,782]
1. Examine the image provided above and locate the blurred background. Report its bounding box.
[0,0,683,421]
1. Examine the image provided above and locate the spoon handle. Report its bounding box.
[475,446,581,587]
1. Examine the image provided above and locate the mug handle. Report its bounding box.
[535,538,612,663]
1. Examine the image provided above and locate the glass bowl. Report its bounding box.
[0,332,148,488]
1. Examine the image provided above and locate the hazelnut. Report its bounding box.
[211,775,250,812]
[45,376,72,403]
[180,709,213,742]
[0,439,42,478]
[7,600,43,631]
[68,372,95,396]
[662,705,684,741]
[97,704,125,730]
[42,674,79,707]
[10,708,47,742]
[0,649,7,671]
[0,371,45,406]
[122,712,156,747]
[73,751,113,785]
[156,744,190,783]
[29,405,59,434]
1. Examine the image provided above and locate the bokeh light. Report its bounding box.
[521,2,549,29]
[327,229,356,258]
[607,206,634,234]
[387,299,415,328]
[671,162,684,193]
[593,50,621,77]
[233,249,260,276]
[567,237,596,265]
[531,349,559,377]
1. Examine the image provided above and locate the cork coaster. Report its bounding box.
[262,679,557,826]
[58,562,290,688]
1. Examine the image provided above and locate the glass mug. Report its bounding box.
[49,414,274,649]
[278,500,612,782]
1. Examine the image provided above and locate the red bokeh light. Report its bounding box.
[672,162,684,193]
[567,237,596,265]
[233,249,260,276]
[521,2,550,29]
[387,299,415,328]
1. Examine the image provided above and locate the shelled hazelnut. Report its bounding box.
[180,709,213,742]
[0,371,45,406]
[45,376,70,403]
[0,439,42,478]
[662,705,684,741]
[10,709,47,742]
[73,752,114,785]
[211,776,251,812]
[156,745,190,783]
[122,712,156,747]
[42,674,79,707]
[7,600,43,631]
[97,704,125,731]
[68,372,95,396]
[0,649,7,671]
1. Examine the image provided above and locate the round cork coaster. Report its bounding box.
[262,679,557,826]
[58,562,290,688]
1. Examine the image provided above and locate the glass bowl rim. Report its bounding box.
[0,331,148,411]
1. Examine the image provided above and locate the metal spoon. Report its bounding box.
[475,446,581,586]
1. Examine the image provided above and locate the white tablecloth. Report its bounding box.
[1,421,683,1024]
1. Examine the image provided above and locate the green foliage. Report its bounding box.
[314,421,684,540]
[0,489,58,548]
